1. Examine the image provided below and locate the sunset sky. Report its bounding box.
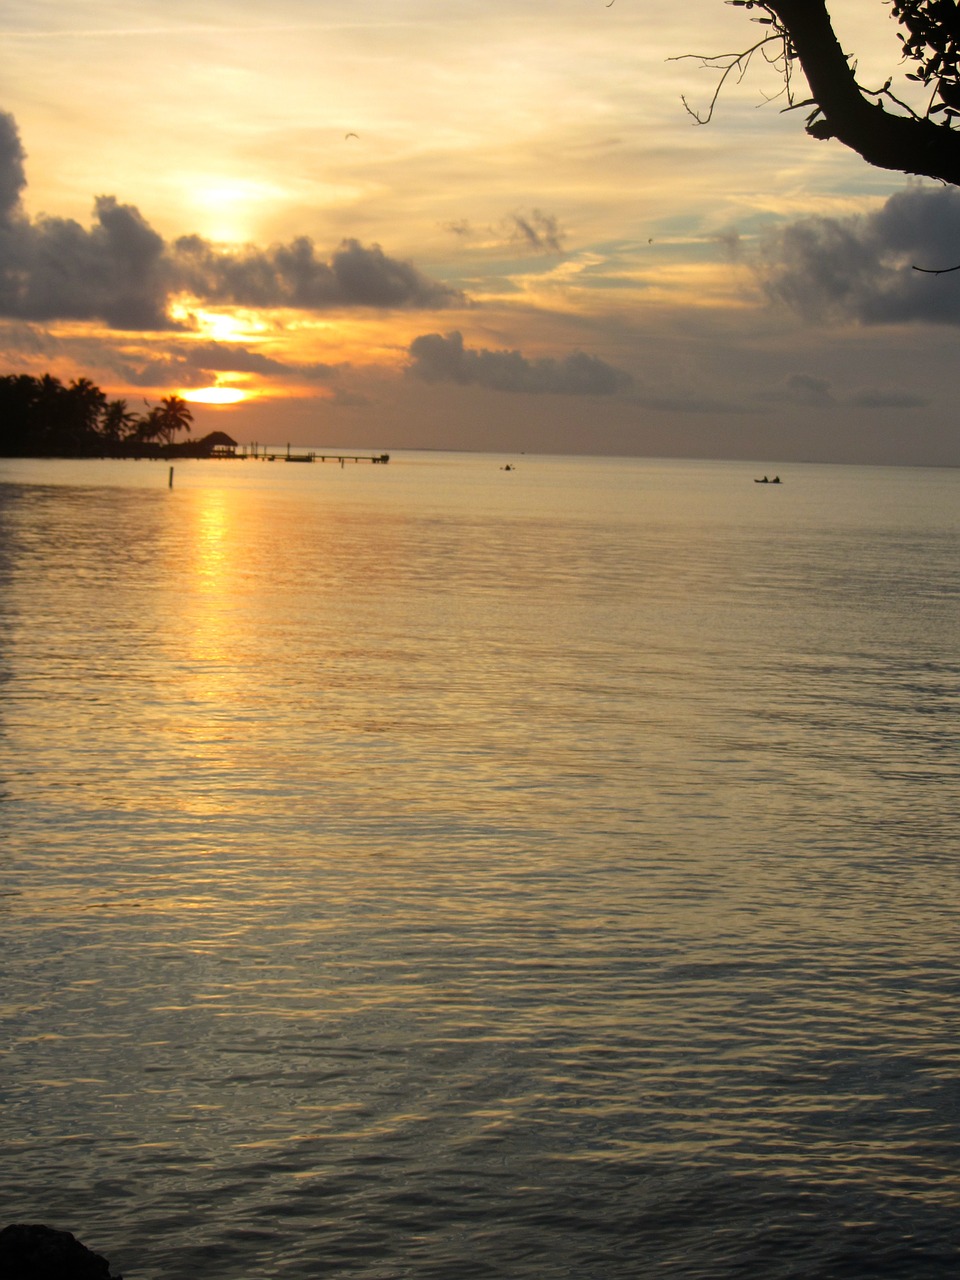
[3,0,960,464]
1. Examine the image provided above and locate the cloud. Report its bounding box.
[781,373,835,407]
[171,235,465,312]
[112,341,340,388]
[510,209,565,255]
[762,185,960,326]
[0,111,465,330]
[0,110,26,222]
[759,372,928,410]
[407,330,632,396]
[443,219,473,239]
[847,387,929,409]
[0,318,58,356]
[441,208,566,256]
[184,341,338,381]
[0,187,171,328]
[113,356,206,389]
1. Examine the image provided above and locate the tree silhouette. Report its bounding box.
[0,375,194,456]
[0,374,42,455]
[67,377,108,440]
[139,395,193,446]
[35,374,80,455]
[693,1,960,186]
[100,398,139,448]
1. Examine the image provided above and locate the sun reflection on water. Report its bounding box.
[193,489,232,589]
[3,458,960,1280]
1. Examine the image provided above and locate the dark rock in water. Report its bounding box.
[0,1225,122,1280]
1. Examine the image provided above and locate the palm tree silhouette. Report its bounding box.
[100,399,139,449]
[157,395,193,443]
[137,395,193,445]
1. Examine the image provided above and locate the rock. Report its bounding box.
[0,1224,122,1280]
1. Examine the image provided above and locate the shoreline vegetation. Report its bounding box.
[0,372,233,460]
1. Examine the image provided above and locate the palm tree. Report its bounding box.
[99,399,139,450]
[69,377,107,422]
[135,395,193,447]
[66,378,108,452]
[0,374,42,454]
[155,395,193,444]
[34,374,73,453]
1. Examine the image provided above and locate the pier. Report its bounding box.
[238,444,389,464]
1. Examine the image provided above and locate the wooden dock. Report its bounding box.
[238,444,389,464]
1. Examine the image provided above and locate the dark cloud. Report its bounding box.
[407,330,632,396]
[759,372,928,410]
[0,110,26,223]
[0,190,171,329]
[782,373,835,407]
[762,185,960,326]
[182,341,337,381]
[172,235,464,311]
[443,219,473,239]
[848,388,929,409]
[116,356,207,389]
[712,229,742,261]
[441,208,566,255]
[0,319,58,356]
[510,209,565,255]
[113,341,340,388]
[0,111,465,330]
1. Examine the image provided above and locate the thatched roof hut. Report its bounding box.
[196,431,238,456]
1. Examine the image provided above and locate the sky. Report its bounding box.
[3,0,960,464]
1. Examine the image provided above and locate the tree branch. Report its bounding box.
[672,38,783,124]
[764,0,960,185]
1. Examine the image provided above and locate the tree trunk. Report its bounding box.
[769,0,960,186]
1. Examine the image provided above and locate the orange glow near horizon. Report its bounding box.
[181,386,250,405]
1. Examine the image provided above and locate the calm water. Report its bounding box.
[1,452,958,1279]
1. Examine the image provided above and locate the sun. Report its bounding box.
[181,386,249,405]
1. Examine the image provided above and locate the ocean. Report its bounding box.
[1,452,958,1278]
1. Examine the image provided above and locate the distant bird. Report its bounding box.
[345,131,359,140]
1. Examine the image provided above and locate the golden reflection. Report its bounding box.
[193,489,231,592]
[151,483,407,820]
[168,489,241,772]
